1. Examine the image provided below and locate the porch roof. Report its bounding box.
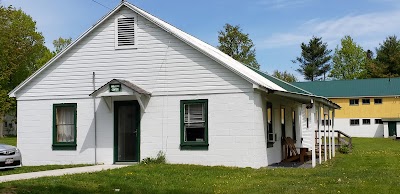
[251,69,340,109]
[89,79,151,97]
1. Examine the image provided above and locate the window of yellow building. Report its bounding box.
[350,99,359,106]
[362,99,370,105]
[374,98,382,104]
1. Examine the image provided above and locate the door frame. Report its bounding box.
[113,100,141,163]
[388,121,397,137]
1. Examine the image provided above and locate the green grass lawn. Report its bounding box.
[0,137,17,146]
[1,138,400,193]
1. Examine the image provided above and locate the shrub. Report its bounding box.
[140,151,166,165]
[338,145,350,154]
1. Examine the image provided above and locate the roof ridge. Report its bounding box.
[8,3,126,97]
[293,77,400,98]
[124,2,290,92]
[296,77,400,84]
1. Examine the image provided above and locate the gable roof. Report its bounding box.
[292,77,400,98]
[8,1,338,108]
[124,3,288,92]
[8,2,283,97]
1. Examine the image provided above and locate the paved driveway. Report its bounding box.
[0,165,128,183]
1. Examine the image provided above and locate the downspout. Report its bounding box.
[92,72,97,164]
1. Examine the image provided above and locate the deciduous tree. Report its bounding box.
[218,24,259,69]
[330,36,367,80]
[53,37,72,54]
[0,5,50,136]
[271,70,298,82]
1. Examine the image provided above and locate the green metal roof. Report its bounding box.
[292,77,400,98]
[249,68,312,95]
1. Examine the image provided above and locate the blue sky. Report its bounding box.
[3,0,400,79]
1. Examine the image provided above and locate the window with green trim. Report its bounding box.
[180,99,208,150]
[53,103,77,150]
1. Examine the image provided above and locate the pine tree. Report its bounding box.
[293,36,332,81]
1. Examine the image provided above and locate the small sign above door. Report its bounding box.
[110,84,122,92]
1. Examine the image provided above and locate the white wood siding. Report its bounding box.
[17,99,96,165]
[139,93,262,168]
[300,104,313,149]
[16,7,252,100]
[14,7,268,167]
[17,92,266,168]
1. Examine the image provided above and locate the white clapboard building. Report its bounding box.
[9,2,339,168]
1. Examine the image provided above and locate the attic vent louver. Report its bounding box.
[117,17,135,46]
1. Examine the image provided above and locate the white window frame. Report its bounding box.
[375,119,383,124]
[374,98,383,104]
[350,119,360,126]
[349,99,359,106]
[362,99,370,105]
[362,119,371,125]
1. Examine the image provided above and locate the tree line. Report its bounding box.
[217,24,400,82]
[293,35,400,81]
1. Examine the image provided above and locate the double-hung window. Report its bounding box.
[180,100,208,150]
[52,103,77,150]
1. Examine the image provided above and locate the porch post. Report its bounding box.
[332,109,336,157]
[310,103,316,168]
[328,108,332,160]
[324,107,327,162]
[318,105,322,164]
[297,104,302,146]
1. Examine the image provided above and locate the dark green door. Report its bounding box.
[114,101,140,162]
[388,122,397,136]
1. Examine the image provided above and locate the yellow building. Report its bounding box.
[294,78,400,137]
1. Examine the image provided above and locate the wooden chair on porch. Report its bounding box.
[282,137,301,162]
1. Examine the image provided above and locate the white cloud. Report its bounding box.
[261,10,400,49]
[257,0,311,9]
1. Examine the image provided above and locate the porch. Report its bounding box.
[262,90,341,168]
[278,129,352,167]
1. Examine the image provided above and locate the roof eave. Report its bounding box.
[123,3,286,92]
[273,90,341,109]
[9,1,287,98]
[8,3,126,98]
